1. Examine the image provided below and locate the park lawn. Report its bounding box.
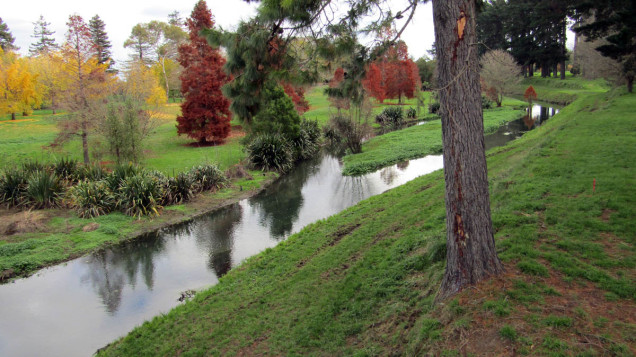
[303,85,433,127]
[341,104,525,176]
[98,87,636,356]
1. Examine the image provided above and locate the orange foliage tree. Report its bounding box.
[176,0,231,144]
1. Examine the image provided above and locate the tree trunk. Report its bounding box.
[81,121,90,164]
[432,0,504,302]
[628,76,634,93]
[529,63,534,77]
[553,63,558,78]
[11,113,15,120]
[560,19,566,80]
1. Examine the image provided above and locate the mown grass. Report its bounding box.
[341,102,525,175]
[99,87,635,355]
[510,76,609,105]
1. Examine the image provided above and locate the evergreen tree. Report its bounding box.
[573,0,636,92]
[476,0,509,56]
[0,17,16,51]
[176,0,232,144]
[29,15,57,56]
[89,15,114,70]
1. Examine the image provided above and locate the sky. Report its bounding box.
[3,1,572,70]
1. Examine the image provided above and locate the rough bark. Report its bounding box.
[81,121,90,164]
[432,0,504,302]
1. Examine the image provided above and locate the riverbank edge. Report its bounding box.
[0,171,279,283]
[97,88,636,356]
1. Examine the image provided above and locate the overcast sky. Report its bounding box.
[3,1,572,69]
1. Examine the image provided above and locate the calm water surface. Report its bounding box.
[0,104,557,357]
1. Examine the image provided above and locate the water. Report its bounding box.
[485,104,560,150]
[0,104,556,357]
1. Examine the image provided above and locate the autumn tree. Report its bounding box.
[125,60,167,106]
[30,51,66,114]
[176,0,232,144]
[0,50,42,119]
[282,82,310,114]
[328,67,351,113]
[362,63,386,102]
[480,49,521,106]
[89,15,114,70]
[29,15,57,56]
[56,15,112,164]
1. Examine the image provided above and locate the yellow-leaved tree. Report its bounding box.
[0,48,42,119]
[30,51,68,115]
[125,60,167,106]
[55,15,114,164]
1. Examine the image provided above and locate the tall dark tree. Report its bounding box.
[432,0,504,300]
[0,17,16,51]
[176,0,232,143]
[476,0,509,56]
[29,15,57,55]
[89,15,114,70]
[573,0,636,92]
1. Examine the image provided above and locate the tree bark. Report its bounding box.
[81,121,90,164]
[11,113,15,120]
[628,76,634,93]
[432,0,504,302]
[529,63,534,77]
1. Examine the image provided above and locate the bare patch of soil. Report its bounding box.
[0,210,49,237]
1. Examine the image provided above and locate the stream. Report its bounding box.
[0,104,558,357]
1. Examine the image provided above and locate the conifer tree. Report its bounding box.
[0,17,16,51]
[176,0,232,144]
[89,15,114,70]
[29,15,57,56]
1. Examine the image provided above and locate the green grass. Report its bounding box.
[510,76,609,105]
[98,87,635,355]
[341,105,525,175]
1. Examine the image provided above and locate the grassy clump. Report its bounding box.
[68,180,115,218]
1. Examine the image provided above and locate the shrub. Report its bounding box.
[104,163,143,192]
[163,172,194,205]
[251,84,301,140]
[429,102,440,114]
[406,107,417,119]
[376,107,404,128]
[246,134,294,173]
[324,115,369,154]
[21,159,48,174]
[68,180,115,218]
[77,164,107,181]
[53,157,79,181]
[0,168,28,207]
[189,164,227,191]
[292,119,321,160]
[24,171,64,208]
[116,173,163,218]
[481,95,494,109]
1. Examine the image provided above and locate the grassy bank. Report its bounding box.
[509,76,609,105]
[342,102,525,176]
[0,172,276,281]
[99,88,635,355]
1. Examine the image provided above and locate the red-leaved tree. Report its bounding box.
[176,0,231,144]
[282,82,310,114]
[362,63,386,103]
[328,67,350,113]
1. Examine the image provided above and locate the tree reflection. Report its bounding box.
[192,204,242,277]
[380,166,397,185]
[250,156,319,239]
[80,233,165,314]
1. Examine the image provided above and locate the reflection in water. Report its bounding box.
[485,104,559,151]
[250,156,319,239]
[396,160,410,171]
[380,166,398,185]
[192,204,243,277]
[81,235,166,314]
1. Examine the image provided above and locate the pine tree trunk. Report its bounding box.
[11,113,15,120]
[432,0,504,302]
[529,64,534,77]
